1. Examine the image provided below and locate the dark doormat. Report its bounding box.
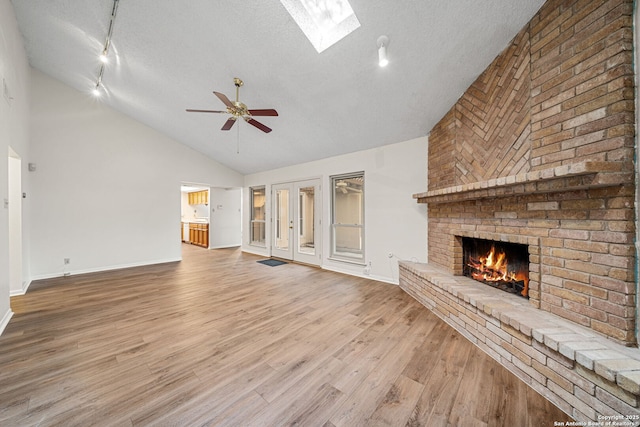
[257,259,288,267]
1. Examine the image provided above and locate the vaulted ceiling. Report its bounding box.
[11,0,545,174]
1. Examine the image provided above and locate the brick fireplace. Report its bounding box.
[399,0,640,421]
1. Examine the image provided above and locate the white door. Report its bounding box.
[272,179,321,265]
[272,183,293,260]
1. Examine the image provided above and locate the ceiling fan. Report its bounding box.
[335,180,362,194]
[186,77,278,133]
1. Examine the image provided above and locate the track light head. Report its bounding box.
[377,35,389,67]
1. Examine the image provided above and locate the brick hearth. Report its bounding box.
[400,262,640,421]
[400,0,639,422]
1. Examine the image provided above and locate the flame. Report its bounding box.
[467,245,528,297]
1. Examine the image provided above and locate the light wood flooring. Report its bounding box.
[0,244,571,426]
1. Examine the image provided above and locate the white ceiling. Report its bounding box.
[11,0,545,175]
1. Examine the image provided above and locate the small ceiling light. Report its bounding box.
[99,51,109,63]
[92,85,101,97]
[377,35,389,67]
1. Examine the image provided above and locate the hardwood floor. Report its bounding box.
[1,244,571,426]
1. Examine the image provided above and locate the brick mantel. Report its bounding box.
[413,160,632,204]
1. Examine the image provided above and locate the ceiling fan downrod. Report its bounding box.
[234,77,243,103]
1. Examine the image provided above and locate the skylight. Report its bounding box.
[280,0,361,53]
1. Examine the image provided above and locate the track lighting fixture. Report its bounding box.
[377,35,389,67]
[92,0,120,95]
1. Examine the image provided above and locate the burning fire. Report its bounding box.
[467,245,528,297]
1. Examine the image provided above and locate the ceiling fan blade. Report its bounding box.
[186,109,227,113]
[245,118,272,133]
[221,117,236,131]
[214,91,234,108]
[248,109,278,117]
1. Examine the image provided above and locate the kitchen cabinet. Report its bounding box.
[188,190,208,206]
[189,223,209,248]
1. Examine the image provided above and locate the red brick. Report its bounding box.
[591,298,634,317]
[590,231,633,244]
[591,253,632,269]
[564,260,610,276]
[548,303,592,327]
[563,239,608,253]
[575,136,625,157]
[590,275,634,294]
[591,319,633,343]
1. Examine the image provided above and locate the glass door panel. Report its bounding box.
[275,188,290,250]
[297,186,315,256]
[272,184,293,260]
[293,179,321,266]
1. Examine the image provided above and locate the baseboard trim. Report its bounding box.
[0,309,14,336]
[30,257,182,281]
[209,244,242,250]
[241,247,397,284]
[10,279,32,296]
[321,265,397,285]
[241,247,269,257]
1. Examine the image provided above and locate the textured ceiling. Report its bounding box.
[11,0,545,174]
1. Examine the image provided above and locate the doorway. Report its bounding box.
[180,184,210,249]
[271,179,321,266]
[8,147,22,295]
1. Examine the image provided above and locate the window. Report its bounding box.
[250,187,266,246]
[330,172,364,262]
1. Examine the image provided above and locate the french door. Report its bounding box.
[271,179,321,265]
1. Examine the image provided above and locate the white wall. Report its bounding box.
[210,187,242,249]
[243,137,428,284]
[29,69,243,278]
[0,0,31,333]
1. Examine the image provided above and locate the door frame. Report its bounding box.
[8,147,23,295]
[271,178,321,266]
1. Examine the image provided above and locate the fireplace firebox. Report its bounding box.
[462,237,529,298]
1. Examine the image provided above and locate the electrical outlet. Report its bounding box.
[64,258,70,265]
[363,261,372,276]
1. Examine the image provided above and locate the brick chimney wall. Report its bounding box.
[419,0,636,345]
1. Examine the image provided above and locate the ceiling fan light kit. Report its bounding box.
[186,78,278,133]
